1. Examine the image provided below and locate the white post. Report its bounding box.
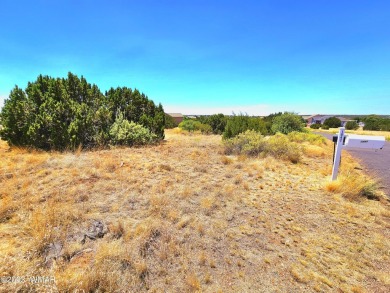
[331,127,345,181]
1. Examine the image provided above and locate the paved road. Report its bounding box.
[316,132,390,198]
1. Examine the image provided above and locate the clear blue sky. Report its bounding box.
[0,0,389,115]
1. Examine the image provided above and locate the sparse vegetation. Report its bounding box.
[324,156,383,201]
[287,131,327,145]
[224,130,328,163]
[0,130,389,292]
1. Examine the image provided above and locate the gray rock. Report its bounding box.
[82,220,108,243]
[44,241,63,267]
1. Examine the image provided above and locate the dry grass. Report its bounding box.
[0,131,389,292]
[324,151,385,201]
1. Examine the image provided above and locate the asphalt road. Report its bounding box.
[316,132,390,198]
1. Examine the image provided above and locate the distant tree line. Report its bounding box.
[0,73,165,150]
[361,115,390,131]
[178,112,306,138]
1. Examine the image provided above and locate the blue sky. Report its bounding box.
[0,0,389,115]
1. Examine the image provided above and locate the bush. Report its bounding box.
[224,130,266,156]
[224,131,302,163]
[310,124,321,129]
[362,115,381,131]
[178,120,212,134]
[223,114,268,139]
[0,73,165,150]
[178,120,197,132]
[325,173,382,201]
[198,114,227,134]
[345,121,359,130]
[287,131,327,145]
[321,124,329,130]
[271,112,305,135]
[266,134,302,163]
[109,113,157,146]
[197,123,213,134]
[323,117,341,128]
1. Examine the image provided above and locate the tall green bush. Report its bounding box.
[345,121,359,130]
[178,120,198,132]
[178,120,212,134]
[109,113,157,145]
[271,112,305,134]
[223,114,268,139]
[362,115,380,130]
[197,114,227,134]
[0,73,165,150]
[323,117,341,128]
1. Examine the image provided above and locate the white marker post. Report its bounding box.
[331,127,345,181]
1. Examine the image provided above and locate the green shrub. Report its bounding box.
[179,120,198,132]
[224,130,266,156]
[345,121,358,130]
[310,123,321,129]
[180,120,195,131]
[224,131,302,163]
[223,114,268,139]
[266,134,302,163]
[362,115,388,131]
[0,73,165,150]
[208,114,227,134]
[197,114,227,134]
[271,112,305,135]
[109,113,157,146]
[321,124,329,130]
[178,120,212,134]
[197,123,213,134]
[381,123,390,131]
[323,117,341,128]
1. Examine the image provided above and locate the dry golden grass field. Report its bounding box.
[0,129,389,292]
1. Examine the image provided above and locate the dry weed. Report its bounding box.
[0,130,388,292]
